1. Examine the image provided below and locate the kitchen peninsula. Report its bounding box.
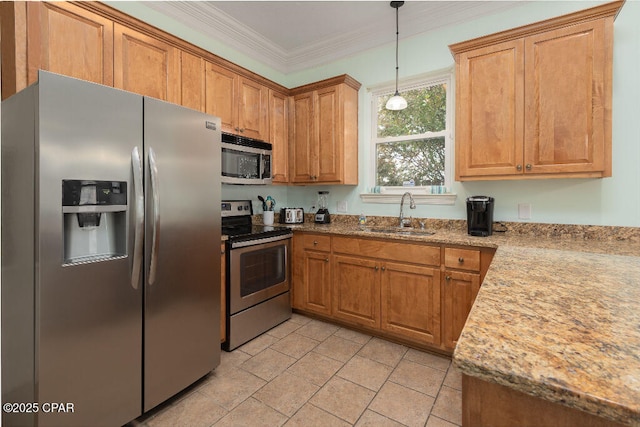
[284,218,640,426]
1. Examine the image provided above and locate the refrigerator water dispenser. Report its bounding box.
[62,180,127,264]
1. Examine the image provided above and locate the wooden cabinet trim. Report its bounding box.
[289,74,362,95]
[1,2,28,99]
[448,0,623,55]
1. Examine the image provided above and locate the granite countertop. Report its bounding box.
[287,218,640,426]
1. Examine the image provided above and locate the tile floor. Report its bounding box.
[132,314,462,427]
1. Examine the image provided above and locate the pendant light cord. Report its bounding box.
[394,4,399,94]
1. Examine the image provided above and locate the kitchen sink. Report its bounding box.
[360,227,436,236]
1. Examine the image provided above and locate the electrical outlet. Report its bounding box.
[518,203,532,220]
[337,200,348,213]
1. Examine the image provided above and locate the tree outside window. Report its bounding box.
[373,78,450,188]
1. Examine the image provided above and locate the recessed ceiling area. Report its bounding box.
[145,1,526,73]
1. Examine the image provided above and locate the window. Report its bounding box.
[371,72,452,190]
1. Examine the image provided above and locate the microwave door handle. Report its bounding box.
[131,146,144,290]
[148,147,160,285]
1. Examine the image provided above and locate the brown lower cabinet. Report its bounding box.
[292,232,494,353]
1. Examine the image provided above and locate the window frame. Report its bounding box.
[368,69,454,196]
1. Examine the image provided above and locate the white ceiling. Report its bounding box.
[146,1,526,74]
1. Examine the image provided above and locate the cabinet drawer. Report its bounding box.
[445,247,480,272]
[301,233,331,251]
[333,236,440,266]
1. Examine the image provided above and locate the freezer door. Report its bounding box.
[143,98,221,411]
[35,71,143,426]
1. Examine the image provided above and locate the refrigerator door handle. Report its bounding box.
[148,147,160,285]
[131,146,144,290]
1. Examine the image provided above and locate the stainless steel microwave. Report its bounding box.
[221,133,272,185]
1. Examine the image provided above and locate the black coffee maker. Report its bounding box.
[466,196,495,236]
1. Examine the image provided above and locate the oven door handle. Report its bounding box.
[230,233,292,249]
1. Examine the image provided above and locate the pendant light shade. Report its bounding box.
[386,1,407,111]
[386,93,408,110]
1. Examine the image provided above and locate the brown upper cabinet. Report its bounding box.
[269,89,290,183]
[289,76,361,185]
[450,1,623,181]
[1,2,114,99]
[113,23,180,104]
[204,62,269,141]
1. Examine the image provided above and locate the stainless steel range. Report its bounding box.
[222,200,293,351]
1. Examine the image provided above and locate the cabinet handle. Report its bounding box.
[516,164,522,171]
[525,164,532,171]
[313,240,318,245]
[221,250,225,255]
[374,266,379,271]
[446,276,451,281]
[325,257,329,262]
[381,266,386,271]
[458,257,464,263]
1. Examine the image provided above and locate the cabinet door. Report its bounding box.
[524,19,609,176]
[316,85,341,183]
[381,262,441,345]
[290,92,317,183]
[180,51,204,112]
[26,2,113,87]
[238,77,269,140]
[204,62,238,133]
[332,254,380,328]
[300,250,332,315]
[270,90,289,183]
[442,270,480,349]
[114,23,180,103]
[456,39,524,179]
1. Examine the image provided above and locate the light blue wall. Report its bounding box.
[111,1,640,226]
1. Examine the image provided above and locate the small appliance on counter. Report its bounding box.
[315,191,331,224]
[280,207,304,224]
[466,196,495,236]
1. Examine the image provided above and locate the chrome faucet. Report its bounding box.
[399,192,416,227]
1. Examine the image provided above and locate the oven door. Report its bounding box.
[228,236,290,314]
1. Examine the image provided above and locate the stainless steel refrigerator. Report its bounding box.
[1,71,221,427]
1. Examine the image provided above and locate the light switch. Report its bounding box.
[337,200,348,213]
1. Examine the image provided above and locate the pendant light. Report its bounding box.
[386,1,407,111]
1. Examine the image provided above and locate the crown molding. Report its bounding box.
[146,2,289,72]
[145,1,526,74]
